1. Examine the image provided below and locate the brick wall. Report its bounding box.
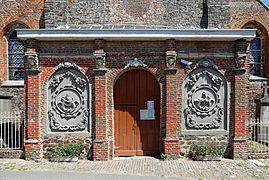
[230,0,269,77]
[230,1,269,149]
[0,1,44,112]
[0,0,44,81]
[28,39,241,160]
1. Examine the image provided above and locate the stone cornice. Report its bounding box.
[16,29,257,42]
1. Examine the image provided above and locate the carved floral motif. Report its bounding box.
[50,71,86,89]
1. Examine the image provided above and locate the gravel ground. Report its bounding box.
[1,158,269,179]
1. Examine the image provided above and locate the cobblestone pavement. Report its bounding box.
[1,157,269,179]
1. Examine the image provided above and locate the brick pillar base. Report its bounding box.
[24,140,42,161]
[232,138,248,159]
[164,138,180,160]
[93,140,109,161]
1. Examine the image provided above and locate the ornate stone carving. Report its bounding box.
[234,52,246,69]
[166,51,177,69]
[94,52,106,69]
[124,58,147,69]
[47,61,90,133]
[25,52,38,69]
[194,58,219,70]
[55,58,81,71]
[182,59,227,131]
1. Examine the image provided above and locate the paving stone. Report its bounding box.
[1,158,269,179]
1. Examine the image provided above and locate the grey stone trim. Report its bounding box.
[178,52,234,59]
[1,80,24,87]
[38,52,234,59]
[16,29,257,42]
[24,139,43,143]
[39,53,93,58]
[249,75,268,81]
[181,130,228,136]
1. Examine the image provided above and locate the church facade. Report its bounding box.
[0,0,269,160]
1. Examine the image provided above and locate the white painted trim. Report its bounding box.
[16,29,257,41]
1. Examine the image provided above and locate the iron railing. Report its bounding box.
[0,111,23,150]
[248,120,269,156]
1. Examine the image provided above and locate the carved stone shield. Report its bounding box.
[47,61,90,133]
[182,59,228,134]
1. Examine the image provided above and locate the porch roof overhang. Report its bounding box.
[16,28,257,42]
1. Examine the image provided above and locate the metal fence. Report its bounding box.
[248,120,269,156]
[0,111,23,150]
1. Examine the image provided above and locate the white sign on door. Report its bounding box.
[147,100,154,110]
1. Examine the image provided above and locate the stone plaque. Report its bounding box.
[47,60,90,133]
[182,59,228,134]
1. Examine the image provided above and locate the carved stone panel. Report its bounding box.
[182,60,228,134]
[47,62,90,133]
[25,52,39,70]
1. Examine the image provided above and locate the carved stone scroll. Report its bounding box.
[182,59,228,132]
[47,60,90,133]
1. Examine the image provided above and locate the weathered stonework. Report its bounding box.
[25,52,39,70]
[178,135,229,158]
[47,60,91,133]
[42,135,92,160]
[182,59,228,134]
[0,87,24,112]
[93,52,106,70]
[166,51,177,69]
[44,0,230,29]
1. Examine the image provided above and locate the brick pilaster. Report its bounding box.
[93,39,109,161]
[163,39,179,160]
[24,39,42,160]
[232,39,249,159]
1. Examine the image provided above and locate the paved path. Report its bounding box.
[1,157,269,179]
[0,171,182,180]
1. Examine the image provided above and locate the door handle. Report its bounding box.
[132,124,136,130]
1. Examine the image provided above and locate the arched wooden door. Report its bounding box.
[114,69,160,156]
